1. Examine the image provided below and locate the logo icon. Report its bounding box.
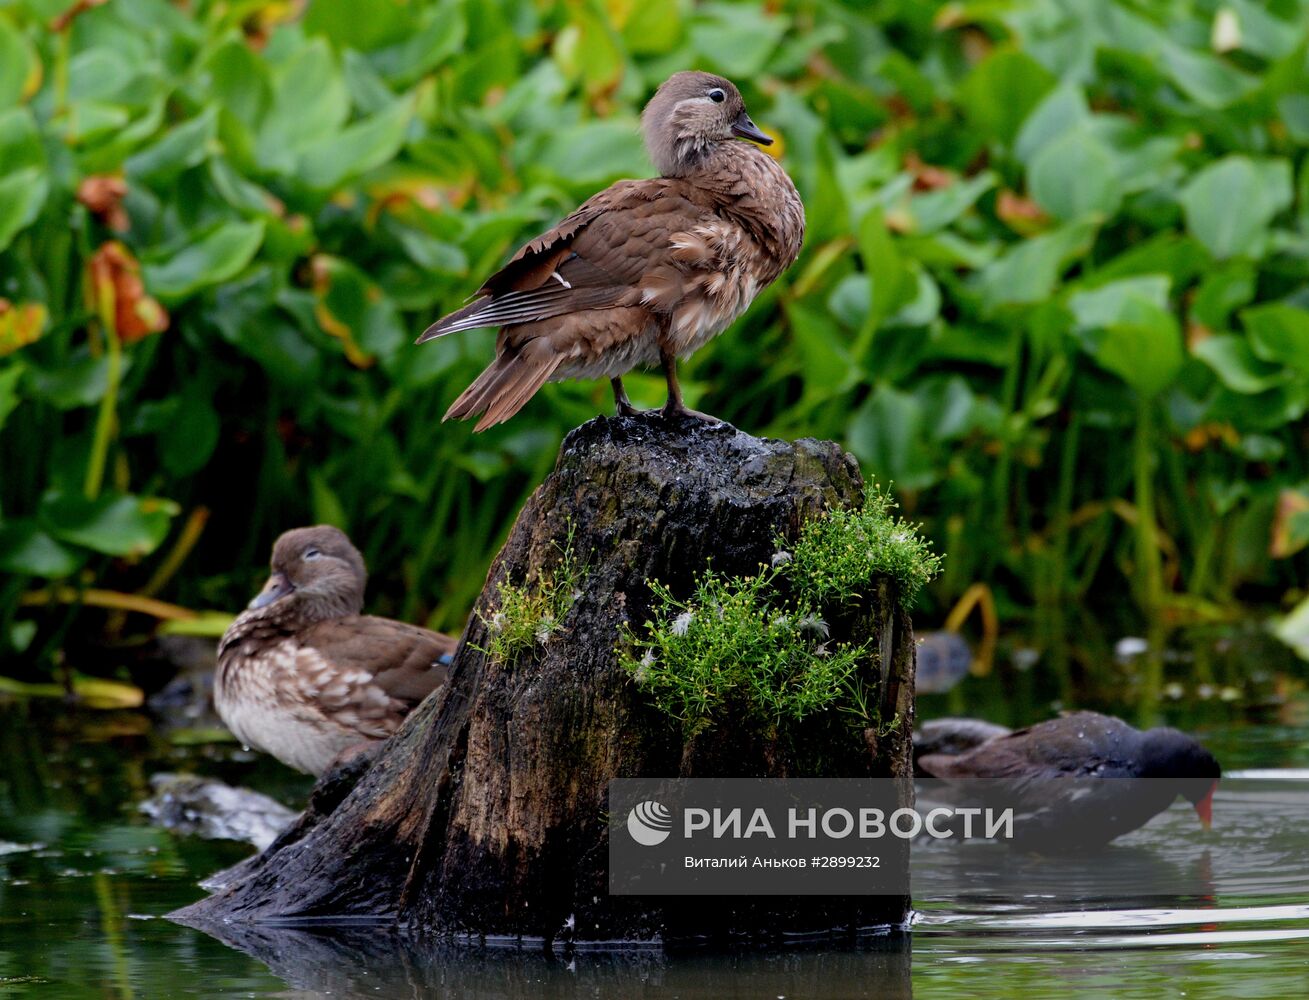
[626,800,673,846]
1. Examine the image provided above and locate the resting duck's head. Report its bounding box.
[642,71,772,177]
[247,525,367,621]
[1141,727,1222,828]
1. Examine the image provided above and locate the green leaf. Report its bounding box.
[1029,129,1121,221]
[368,2,466,85]
[1085,304,1183,399]
[977,220,1098,309]
[1242,304,1309,375]
[297,97,412,189]
[40,492,180,558]
[688,2,789,78]
[308,468,348,529]
[1069,275,1171,328]
[0,17,34,107]
[24,352,128,409]
[552,10,624,94]
[622,0,684,55]
[1180,156,1293,259]
[255,38,348,169]
[857,206,917,335]
[958,50,1056,145]
[67,47,136,103]
[9,620,36,653]
[1194,335,1287,393]
[303,0,413,51]
[908,171,996,234]
[1088,233,1205,288]
[1161,42,1258,108]
[1274,592,1309,661]
[313,256,406,364]
[845,384,936,490]
[785,299,856,408]
[207,157,277,215]
[0,362,22,432]
[1280,94,1309,143]
[143,220,265,301]
[0,520,81,578]
[533,119,648,185]
[0,106,43,169]
[0,166,47,253]
[159,394,220,477]
[1014,84,1089,164]
[125,106,218,185]
[1191,261,1256,329]
[392,226,467,275]
[200,39,271,129]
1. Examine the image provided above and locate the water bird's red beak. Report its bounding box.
[1194,781,1217,830]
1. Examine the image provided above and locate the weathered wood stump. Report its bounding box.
[175,413,916,943]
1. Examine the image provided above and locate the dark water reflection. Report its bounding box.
[170,917,912,999]
[2,628,1308,999]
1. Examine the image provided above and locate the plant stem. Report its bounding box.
[84,278,120,500]
[1050,414,1080,605]
[986,331,1024,575]
[1133,399,1164,612]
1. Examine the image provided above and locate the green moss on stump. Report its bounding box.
[620,487,941,736]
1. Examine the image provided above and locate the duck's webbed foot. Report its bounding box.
[659,350,724,425]
[661,399,723,423]
[610,377,641,417]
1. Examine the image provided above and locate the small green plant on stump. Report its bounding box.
[785,487,942,611]
[483,524,581,663]
[624,568,864,736]
[620,487,941,736]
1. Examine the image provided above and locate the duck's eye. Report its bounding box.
[708,88,725,103]
[303,548,322,561]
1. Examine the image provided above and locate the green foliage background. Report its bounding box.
[3,0,1309,668]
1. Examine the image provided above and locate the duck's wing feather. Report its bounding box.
[417,178,710,343]
[298,616,455,709]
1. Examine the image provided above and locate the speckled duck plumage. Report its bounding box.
[215,526,456,777]
[418,71,805,429]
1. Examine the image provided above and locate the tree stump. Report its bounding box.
[175,413,917,943]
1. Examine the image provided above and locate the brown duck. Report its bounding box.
[215,526,456,777]
[417,71,805,430]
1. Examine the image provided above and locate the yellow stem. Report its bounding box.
[139,506,210,598]
[20,587,198,621]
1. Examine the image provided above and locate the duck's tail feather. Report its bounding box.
[444,349,564,432]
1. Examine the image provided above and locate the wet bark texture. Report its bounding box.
[176,413,916,943]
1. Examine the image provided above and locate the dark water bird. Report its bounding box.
[913,716,1011,773]
[215,526,456,777]
[917,711,1221,851]
[417,71,805,430]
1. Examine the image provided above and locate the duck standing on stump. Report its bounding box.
[917,711,1221,850]
[418,71,805,430]
[215,526,456,777]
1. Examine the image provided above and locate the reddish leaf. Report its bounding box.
[88,241,169,344]
[77,175,129,231]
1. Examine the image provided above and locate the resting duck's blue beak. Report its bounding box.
[249,572,294,609]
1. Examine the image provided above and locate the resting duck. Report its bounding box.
[417,71,805,429]
[917,711,1221,850]
[215,526,456,776]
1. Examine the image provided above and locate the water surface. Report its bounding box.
[2,635,1306,998]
